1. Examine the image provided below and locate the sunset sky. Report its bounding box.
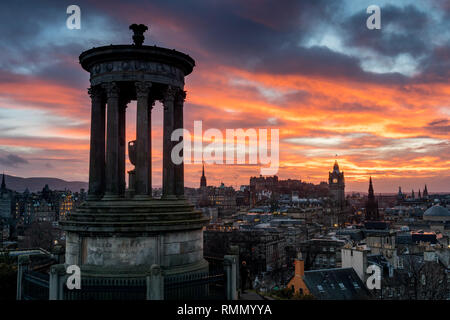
[0,0,449,192]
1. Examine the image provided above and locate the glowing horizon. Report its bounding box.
[0,0,448,193]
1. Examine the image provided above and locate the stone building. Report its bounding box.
[299,238,346,270]
[328,161,345,209]
[0,174,13,220]
[204,229,286,275]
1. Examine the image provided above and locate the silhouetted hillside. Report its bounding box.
[2,174,87,193]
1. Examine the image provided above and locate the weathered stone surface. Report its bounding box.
[65,232,80,265]
[164,229,202,243]
[162,250,203,267]
[164,242,180,255]
[83,236,158,266]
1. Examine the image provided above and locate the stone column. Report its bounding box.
[135,81,153,197]
[87,85,105,200]
[174,89,186,198]
[162,86,176,199]
[146,264,164,300]
[103,82,121,198]
[224,255,238,300]
[16,255,30,300]
[118,98,128,195]
[49,264,68,300]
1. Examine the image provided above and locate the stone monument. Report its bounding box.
[60,24,208,283]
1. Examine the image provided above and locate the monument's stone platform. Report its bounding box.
[61,199,208,276]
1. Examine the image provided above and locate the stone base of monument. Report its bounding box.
[53,199,212,300]
[60,198,209,276]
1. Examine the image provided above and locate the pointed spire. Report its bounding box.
[423,184,428,196]
[418,189,421,199]
[200,162,207,188]
[333,160,339,173]
[368,177,374,199]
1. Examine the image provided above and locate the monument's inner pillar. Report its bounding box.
[135,81,153,197]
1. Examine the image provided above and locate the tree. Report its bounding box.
[20,221,57,251]
[391,253,448,300]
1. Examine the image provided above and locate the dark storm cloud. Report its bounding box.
[237,43,407,85]
[88,0,388,82]
[0,0,447,88]
[342,4,430,58]
[107,0,418,84]
[0,153,29,167]
[417,45,450,82]
[0,0,126,88]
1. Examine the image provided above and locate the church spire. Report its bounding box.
[365,176,379,221]
[368,176,374,199]
[200,162,207,188]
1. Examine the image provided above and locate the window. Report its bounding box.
[353,282,360,289]
[317,285,324,292]
[338,283,346,290]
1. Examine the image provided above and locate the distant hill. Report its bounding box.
[2,174,88,193]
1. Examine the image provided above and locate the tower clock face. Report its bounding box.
[333,178,338,183]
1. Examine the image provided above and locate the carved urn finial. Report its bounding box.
[129,24,148,46]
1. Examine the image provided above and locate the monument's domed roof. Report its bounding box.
[423,205,450,217]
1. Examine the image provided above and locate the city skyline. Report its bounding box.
[0,165,445,195]
[0,0,449,192]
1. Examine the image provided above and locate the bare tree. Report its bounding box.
[20,221,57,251]
[392,253,447,300]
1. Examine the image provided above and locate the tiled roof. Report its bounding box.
[303,268,371,300]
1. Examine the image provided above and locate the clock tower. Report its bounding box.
[329,160,345,209]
